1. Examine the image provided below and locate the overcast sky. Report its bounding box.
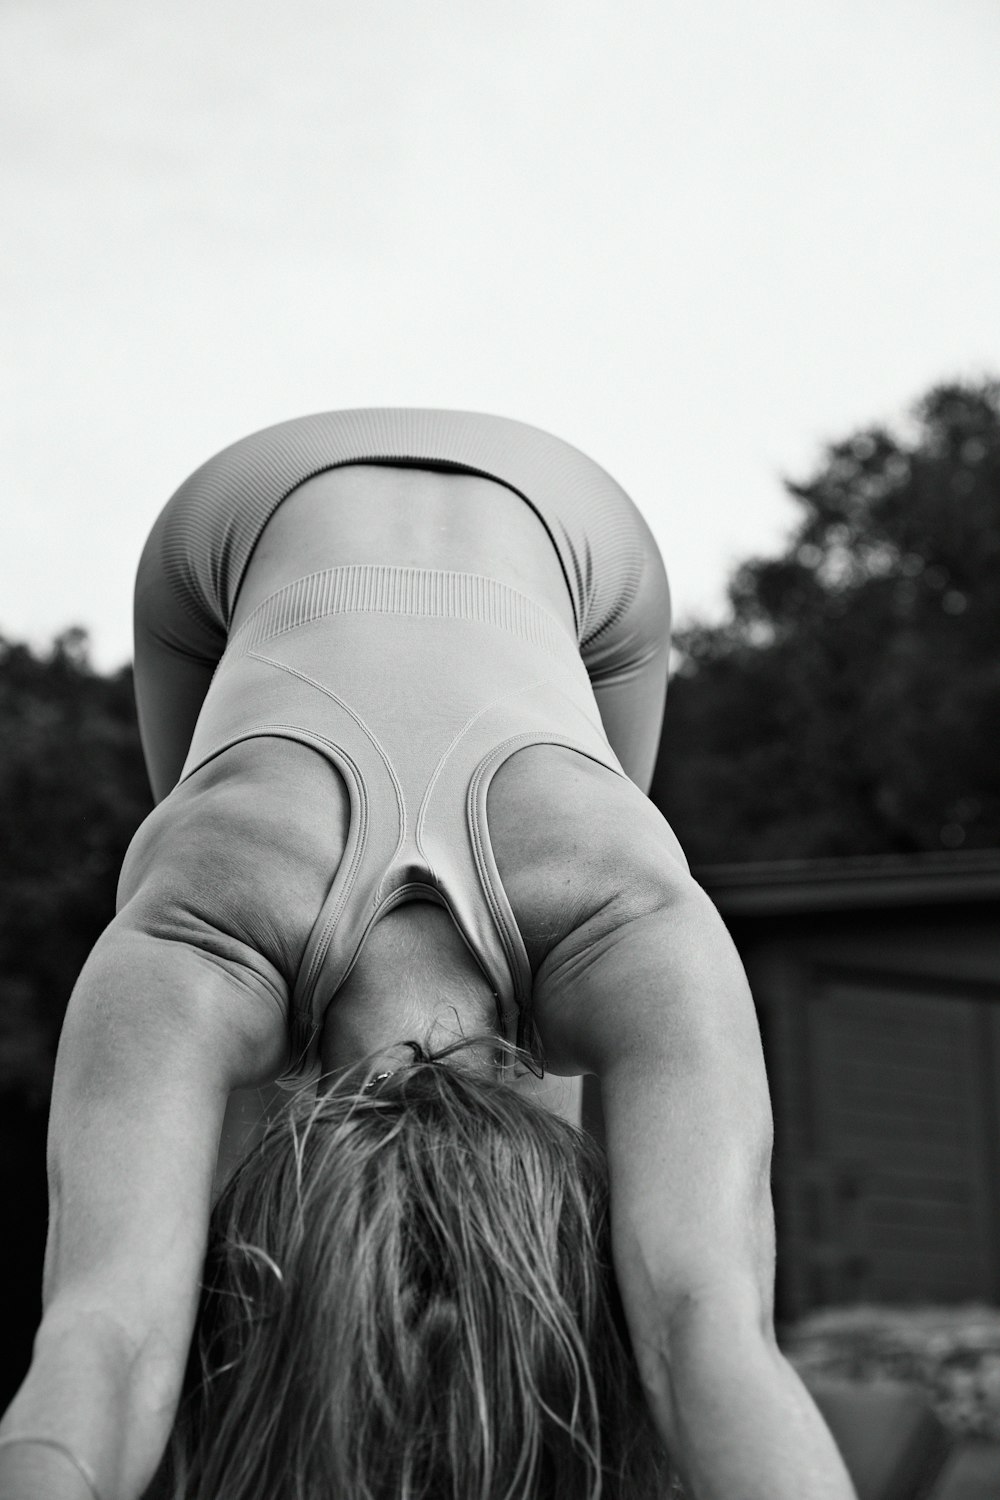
[3,0,998,669]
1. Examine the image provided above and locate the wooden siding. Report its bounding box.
[712,863,1000,1317]
[808,979,999,1303]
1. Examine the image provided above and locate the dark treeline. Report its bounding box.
[653,378,1000,861]
[1,376,998,1398]
[0,630,151,1400]
[0,628,152,1105]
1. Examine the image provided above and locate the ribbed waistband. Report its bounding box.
[227,565,577,658]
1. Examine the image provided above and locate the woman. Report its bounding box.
[0,410,856,1499]
[163,1042,670,1499]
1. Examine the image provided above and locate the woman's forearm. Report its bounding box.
[640,1307,857,1500]
[0,1439,101,1500]
[1,1039,263,1500]
[4,914,287,1500]
[0,1307,177,1500]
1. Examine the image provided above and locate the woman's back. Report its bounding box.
[230,462,577,635]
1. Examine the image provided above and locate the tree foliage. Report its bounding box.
[653,378,1000,862]
[0,630,151,1103]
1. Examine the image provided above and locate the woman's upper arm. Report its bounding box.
[6,912,289,1499]
[533,862,775,1331]
[47,910,288,1298]
[529,865,778,1486]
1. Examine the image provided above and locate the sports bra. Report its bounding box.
[180,564,624,1070]
[135,410,669,1068]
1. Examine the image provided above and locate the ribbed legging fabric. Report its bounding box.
[138,408,668,686]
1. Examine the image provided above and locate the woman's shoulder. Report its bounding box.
[118,736,351,985]
[486,743,689,973]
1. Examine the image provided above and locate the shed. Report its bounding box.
[699,850,1000,1319]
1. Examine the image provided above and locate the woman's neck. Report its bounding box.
[318,901,498,1076]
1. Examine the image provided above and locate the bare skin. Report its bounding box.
[0,466,857,1500]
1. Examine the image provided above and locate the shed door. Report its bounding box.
[809,980,1000,1302]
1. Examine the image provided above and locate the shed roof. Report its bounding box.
[697,849,1000,917]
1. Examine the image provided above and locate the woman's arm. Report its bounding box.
[0,908,287,1500]
[532,860,856,1499]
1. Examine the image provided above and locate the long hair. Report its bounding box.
[165,1044,671,1500]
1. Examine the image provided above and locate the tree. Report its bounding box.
[0,629,153,1399]
[652,378,1000,863]
[0,629,151,1104]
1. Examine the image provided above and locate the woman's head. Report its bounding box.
[167,1044,669,1500]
